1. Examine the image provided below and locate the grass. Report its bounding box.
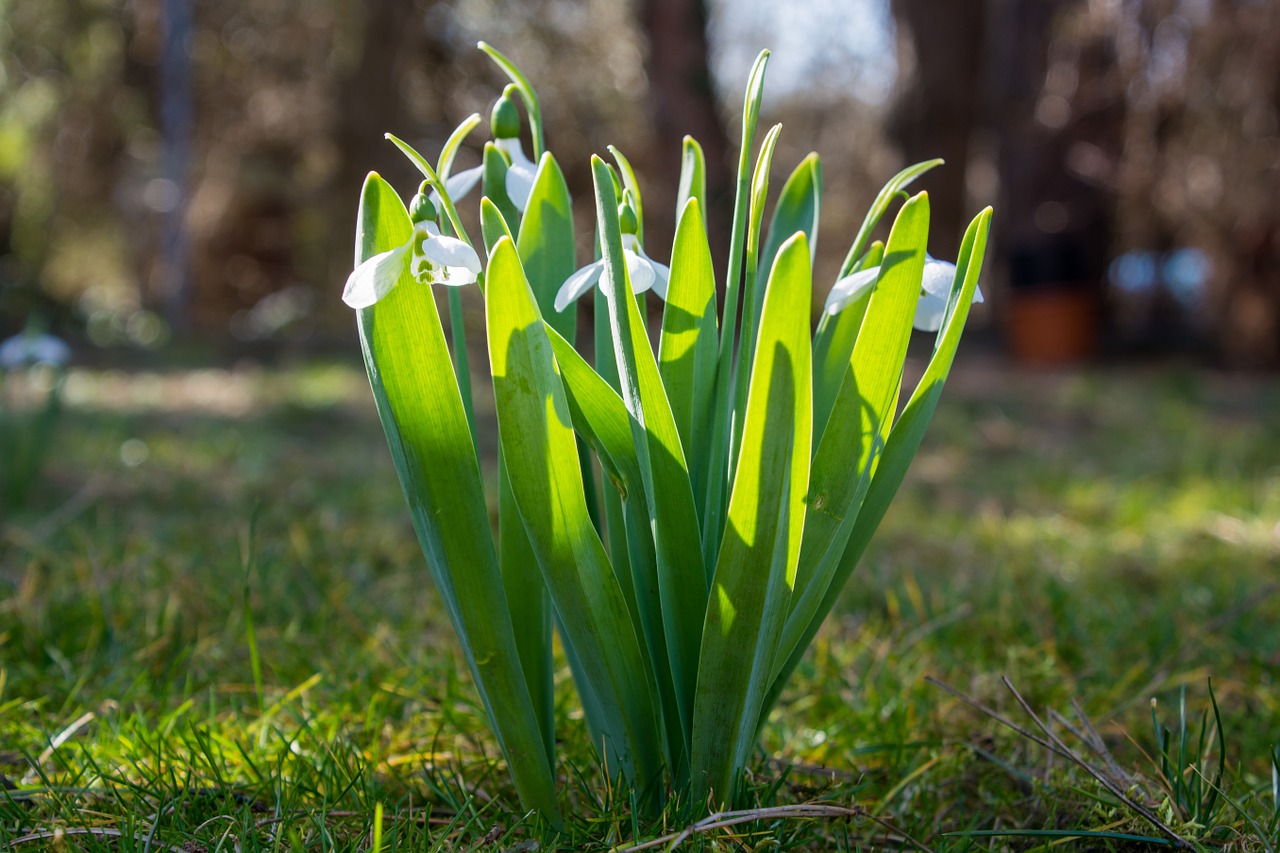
[2,352,1278,850]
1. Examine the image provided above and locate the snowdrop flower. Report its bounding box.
[823,254,984,332]
[427,89,536,213]
[341,191,481,309]
[553,200,669,313]
[0,330,71,370]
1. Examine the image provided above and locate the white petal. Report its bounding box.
[497,137,536,210]
[646,256,671,301]
[626,249,655,294]
[428,166,482,211]
[419,234,482,275]
[921,259,959,297]
[0,333,71,369]
[342,244,410,309]
[972,283,985,304]
[823,266,879,315]
[554,261,605,313]
[913,292,948,332]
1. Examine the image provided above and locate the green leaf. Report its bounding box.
[480,196,514,257]
[482,141,521,233]
[691,231,812,806]
[516,153,576,341]
[732,122,783,473]
[352,173,559,823]
[676,136,706,220]
[836,158,941,278]
[591,155,707,753]
[774,193,930,685]
[764,206,992,716]
[437,112,482,181]
[812,241,883,433]
[545,325,688,779]
[478,41,544,158]
[485,235,664,802]
[760,153,821,285]
[659,198,719,540]
[703,48,770,572]
[608,145,644,243]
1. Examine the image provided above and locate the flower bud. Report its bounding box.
[491,88,521,141]
[409,182,438,224]
[617,199,639,236]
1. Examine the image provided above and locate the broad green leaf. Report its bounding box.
[812,241,883,432]
[591,156,707,749]
[659,198,719,538]
[732,122,783,474]
[837,158,942,278]
[760,153,821,284]
[774,193,930,684]
[482,141,520,233]
[546,325,688,778]
[480,196,514,257]
[517,152,576,341]
[704,48,770,571]
[691,231,812,806]
[478,41,544,158]
[485,235,664,801]
[676,135,706,220]
[497,451,553,767]
[352,173,558,822]
[763,207,992,717]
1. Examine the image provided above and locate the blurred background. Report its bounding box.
[0,0,1277,366]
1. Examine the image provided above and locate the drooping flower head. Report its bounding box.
[554,190,670,313]
[823,254,984,332]
[428,87,536,214]
[342,183,482,309]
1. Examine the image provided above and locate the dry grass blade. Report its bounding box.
[8,827,188,853]
[925,675,1196,850]
[611,802,930,853]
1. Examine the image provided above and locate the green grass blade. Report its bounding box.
[477,42,544,159]
[764,207,992,714]
[591,155,708,752]
[703,49,770,571]
[773,193,930,683]
[659,198,719,537]
[517,153,576,341]
[485,235,664,802]
[812,241,883,433]
[691,231,812,806]
[836,158,942,278]
[676,135,706,219]
[352,173,559,822]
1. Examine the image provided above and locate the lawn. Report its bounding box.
[2,353,1278,850]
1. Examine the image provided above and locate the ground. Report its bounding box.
[2,352,1278,850]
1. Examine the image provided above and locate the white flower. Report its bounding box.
[553,234,670,313]
[0,332,71,370]
[822,254,984,332]
[426,138,535,213]
[342,221,482,309]
[496,137,536,211]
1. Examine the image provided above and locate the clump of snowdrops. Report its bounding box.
[343,44,990,824]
